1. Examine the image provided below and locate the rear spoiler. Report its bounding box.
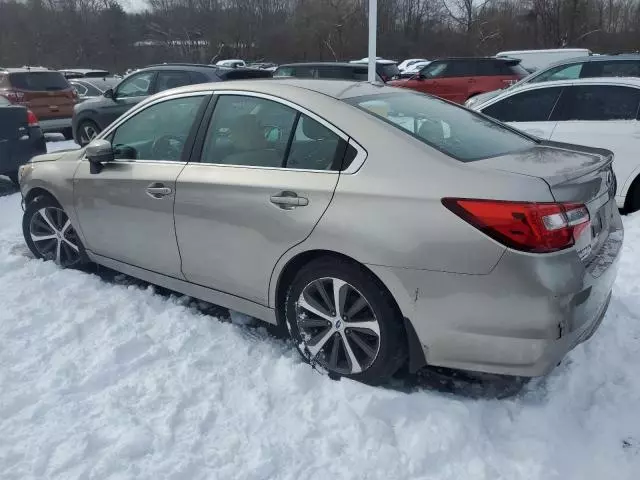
[540,139,614,164]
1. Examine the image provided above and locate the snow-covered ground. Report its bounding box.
[1,143,640,479]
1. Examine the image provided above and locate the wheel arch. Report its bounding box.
[623,170,640,213]
[24,186,61,207]
[271,248,427,371]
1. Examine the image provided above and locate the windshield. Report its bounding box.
[344,92,535,162]
[9,72,69,91]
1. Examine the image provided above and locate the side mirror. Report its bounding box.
[86,139,114,173]
[104,88,114,99]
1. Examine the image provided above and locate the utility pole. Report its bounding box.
[368,0,377,83]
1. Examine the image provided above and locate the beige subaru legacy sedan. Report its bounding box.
[18,79,622,386]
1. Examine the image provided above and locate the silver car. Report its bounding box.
[18,80,623,386]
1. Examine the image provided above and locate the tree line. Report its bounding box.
[1,0,639,73]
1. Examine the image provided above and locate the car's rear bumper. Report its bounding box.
[368,204,623,377]
[0,127,46,175]
[39,117,72,133]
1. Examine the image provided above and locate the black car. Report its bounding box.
[274,62,384,82]
[0,96,46,185]
[72,63,272,146]
[60,69,111,79]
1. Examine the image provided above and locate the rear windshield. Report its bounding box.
[344,92,535,162]
[504,63,530,77]
[9,72,69,91]
[379,63,400,79]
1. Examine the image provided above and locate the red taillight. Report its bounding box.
[0,90,25,103]
[26,110,39,126]
[442,198,591,253]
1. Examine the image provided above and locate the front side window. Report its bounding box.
[481,87,563,123]
[110,95,205,161]
[345,92,535,162]
[582,60,640,78]
[528,63,583,84]
[201,95,298,167]
[116,72,154,98]
[552,85,640,121]
[9,72,69,91]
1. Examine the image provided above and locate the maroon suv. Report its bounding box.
[389,57,528,104]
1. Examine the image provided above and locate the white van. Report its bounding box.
[495,48,591,72]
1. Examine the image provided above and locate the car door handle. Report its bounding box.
[146,183,172,198]
[270,191,308,209]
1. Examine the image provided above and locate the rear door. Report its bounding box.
[174,92,348,305]
[9,71,75,121]
[436,61,475,103]
[97,70,156,127]
[549,84,640,200]
[480,86,564,139]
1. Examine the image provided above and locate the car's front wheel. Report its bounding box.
[23,196,88,268]
[285,258,406,385]
[77,120,100,146]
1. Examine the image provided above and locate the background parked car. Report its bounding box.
[465,53,640,108]
[0,67,76,139]
[274,62,383,82]
[0,95,45,185]
[70,77,120,102]
[495,48,592,73]
[471,77,640,212]
[349,58,401,82]
[60,69,111,79]
[215,59,246,68]
[389,57,528,104]
[72,63,272,146]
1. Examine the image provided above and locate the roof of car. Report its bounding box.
[1,67,53,73]
[60,68,109,73]
[158,78,397,100]
[277,62,373,68]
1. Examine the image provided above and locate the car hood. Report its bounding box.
[466,90,502,108]
[30,149,82,163]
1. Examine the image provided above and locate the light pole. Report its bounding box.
[368,0,377,83]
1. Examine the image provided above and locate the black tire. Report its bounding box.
[284,257,406,385]
[76,120,100,146]
[62,127,74,140]
[23,195,89,268]
[7,171,19,186]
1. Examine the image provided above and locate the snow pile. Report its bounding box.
[1,190,639,479]
[46,139,79,153]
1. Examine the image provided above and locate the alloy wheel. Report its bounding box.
[80,123,98,144]
[296,277,381,375]
[29,207,81,267]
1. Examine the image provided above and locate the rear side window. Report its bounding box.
[582,60,640,78]
[9,72,69,91]
[492,61,529,77]
[529,63,583,83]
[443,61,476,77]
[481,87,563,123]
[346,92,535,162]
[552,85,640,121]
[156,71,192,92]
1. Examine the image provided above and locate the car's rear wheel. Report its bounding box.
[284,258,406,385]
[6,171,19,186]
[23,196,87,268]
[77,120,100,146]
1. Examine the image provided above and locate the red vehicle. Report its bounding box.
[389,57,528,104]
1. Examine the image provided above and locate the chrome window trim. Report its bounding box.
[97,91,213,139]
[97,89,368,173]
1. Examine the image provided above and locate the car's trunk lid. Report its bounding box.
[476,142,616,263]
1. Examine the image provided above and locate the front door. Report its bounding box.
[74,94,208,277]
[98,71,156,127]
[175,93,344,304]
